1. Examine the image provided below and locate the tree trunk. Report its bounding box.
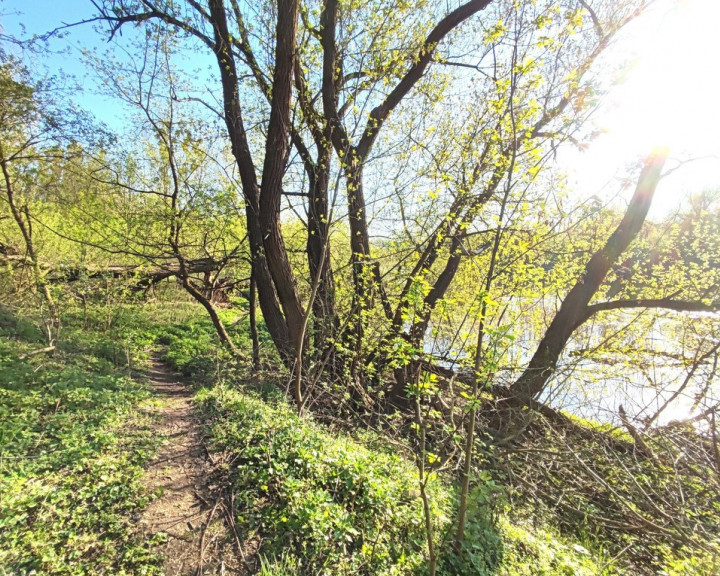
[0,146,59,345]
[249,271,260,369]
[258,0,305,357]
[510,150,668,401]
[181,276,239,356]
[306,146,339,354]
[208,0,293,360]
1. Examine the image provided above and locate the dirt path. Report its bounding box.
[139,358,243,576]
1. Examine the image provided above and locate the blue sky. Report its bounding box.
[1,1,132,126]
[1,0,216,130]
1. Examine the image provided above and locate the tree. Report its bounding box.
[80,31,249,353]
[91,0,657,378]
[12,0,720,565]
[0,53,101,345]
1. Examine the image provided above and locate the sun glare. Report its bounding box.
[562,0,720,215]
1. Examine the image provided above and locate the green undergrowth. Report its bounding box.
[128,303,629,575]
[0,306,163,575]
[156,317,233,379]
[60,301,207,370]
[196,383,448,575]
[195,382,619,576]
[5,300,706,576]
[150,303,273,380]
[565,413,634,444]
[494,520,613,576]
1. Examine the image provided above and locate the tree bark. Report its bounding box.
[207,0,293,360]
[258,0,305,356]
[181,275,239,355]
[306,145,339,353]
[249,271,260,369]
[293,57,339,354]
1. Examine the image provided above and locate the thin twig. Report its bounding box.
[196,498,222,575]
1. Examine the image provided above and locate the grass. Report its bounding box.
[196,383,449,575]
[0,305,163,575]
[195,382,625,576]
[3,299,715,575]
[158,303,716,576]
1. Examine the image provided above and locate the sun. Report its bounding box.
[561,0,720,216]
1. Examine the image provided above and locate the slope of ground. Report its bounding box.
[3,302,716,575]
[159,306,720,576]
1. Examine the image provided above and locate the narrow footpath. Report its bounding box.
[139,357,243,575]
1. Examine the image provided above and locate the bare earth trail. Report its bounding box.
[138,357,244,575]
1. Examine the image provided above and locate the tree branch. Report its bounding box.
[585,298,720,318]
[356,0,494,160]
